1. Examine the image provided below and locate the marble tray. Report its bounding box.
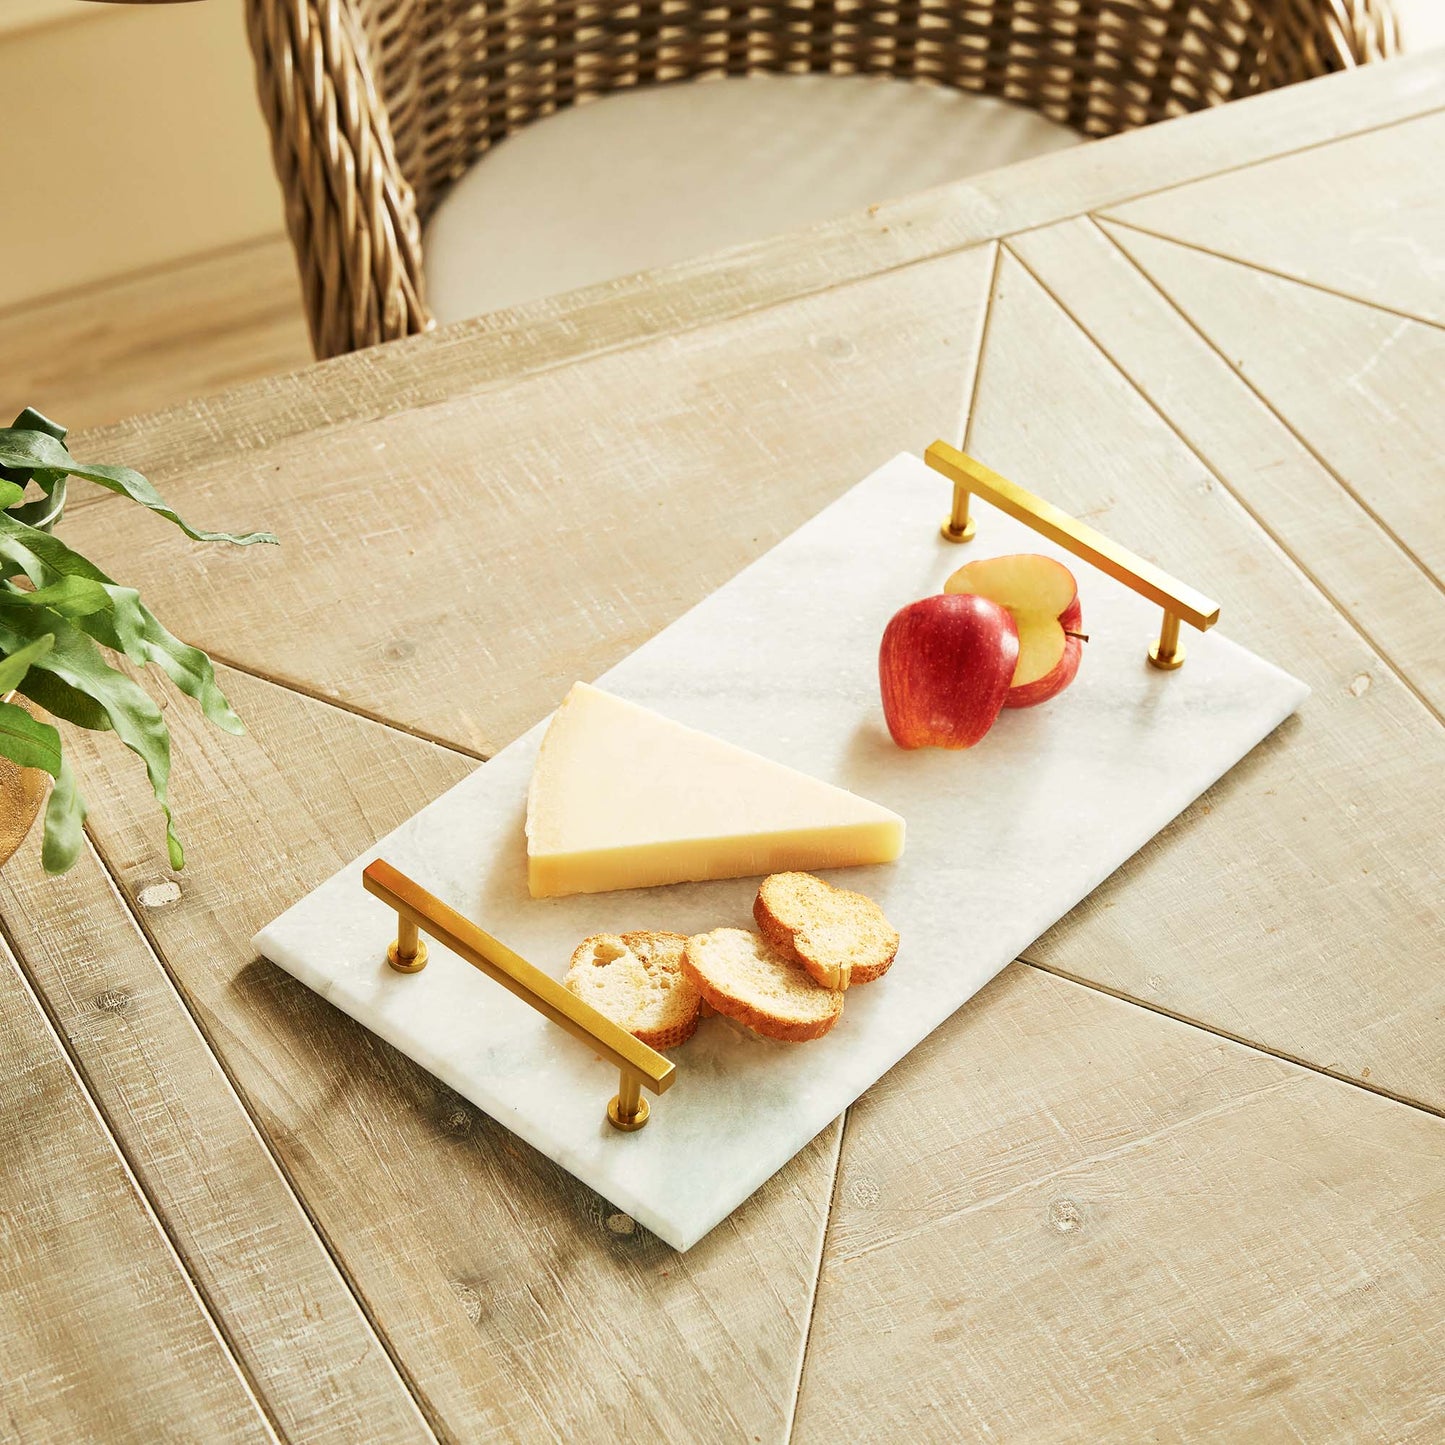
[254,452,1307,1250]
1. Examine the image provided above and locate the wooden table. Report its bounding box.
[4,48,1443,1443]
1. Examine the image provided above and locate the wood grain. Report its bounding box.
[1008,216,1445,719]
[55,660,843,1441]
[1098,223,1445,589]
[56,243,997,756]
[0,235,310,433]
[0,935,274,1445]
[1101,110,1445,324]
[0,838,435,1444]
[794,964,1445,1441]
[72,49,1445,488]
[961,249,1445,1114]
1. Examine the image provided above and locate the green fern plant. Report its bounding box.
[0,407,275,874]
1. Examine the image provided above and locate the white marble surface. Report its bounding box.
[254,453,1308,1251]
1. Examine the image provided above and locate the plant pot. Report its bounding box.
[0,742,47,870]
[0,692,51,869]
[0,474,68,868]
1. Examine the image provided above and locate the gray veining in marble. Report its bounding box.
[254,453,1308,1250]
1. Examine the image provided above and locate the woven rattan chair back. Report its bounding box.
[246,0,1398,358]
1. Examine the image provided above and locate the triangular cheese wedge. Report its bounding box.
[526,683,905,897]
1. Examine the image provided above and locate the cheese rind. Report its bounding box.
[526,683,905,897]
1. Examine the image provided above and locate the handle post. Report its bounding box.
[940,480,976,542]
[608,1070,649,1131]
[1149,610,1185,671]
[387,915,428,972]
[925,440,1219,670]
[363,859,675,1130]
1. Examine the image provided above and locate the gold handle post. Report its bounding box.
[363,859,674,1130]
[925,440,1219,669]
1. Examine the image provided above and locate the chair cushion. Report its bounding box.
[423,74,1081,322]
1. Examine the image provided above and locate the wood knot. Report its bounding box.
[813,334,856,361]
[605,1212,636,1236]
[441,1107,472,1137]
[95,988,131,1014]
[138,881,181,910]
[449,1281,482,1324]
[1048,1198,1084,1233]
[849,1175,880,1209]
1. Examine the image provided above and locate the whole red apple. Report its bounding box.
[879,594,1019,749]
[945,554,1084,709]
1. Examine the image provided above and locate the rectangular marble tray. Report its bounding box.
[254,452,1308,1250]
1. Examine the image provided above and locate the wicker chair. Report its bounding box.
[246,0,1398,359]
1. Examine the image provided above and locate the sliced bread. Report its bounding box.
[754,871,899,990]
[682,927,844,1042]
[563,930,701,1050]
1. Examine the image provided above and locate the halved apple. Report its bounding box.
[943,553,1083,708]
[879,593,1019,748]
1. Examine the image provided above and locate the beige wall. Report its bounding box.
[0,0,285,311]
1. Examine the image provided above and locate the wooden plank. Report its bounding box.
[1095,223,1445,590]
[0,235,311,433]
[58,660,844,1441]
[1100,110,1445,324]
[71,50,1445,487]
[0,839,436,1443]
[56,243,998,755]
[793,963,1445,1441]
[0,936,274,1445]
[1008,217,1445,720]
[955,249,1445,1114]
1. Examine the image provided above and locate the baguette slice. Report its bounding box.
[754,871,899,990]
[563,930,701,1050]
[682,928,844,1042]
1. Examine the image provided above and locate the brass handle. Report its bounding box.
[924,440,1219,670]
[362,859,675,1130]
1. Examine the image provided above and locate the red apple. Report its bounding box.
[879,594,1019,749]
[944,554,1084,709]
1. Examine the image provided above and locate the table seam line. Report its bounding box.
[1085,216,1445,616]
[828,1070,1313,1268]
[783,1111,849,1445]
[1002,234,1445,731]
[61,101,1445,511]
[1094,213,1445,333]
[208,651,488,760]
[0,870,289,1445]
[1017,955,1445,1122]
[1072,99,1445,221]
[77,827,448,1445]
[961,242,1004,454]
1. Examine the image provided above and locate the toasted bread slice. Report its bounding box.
[681,928,844,1042]
[754,872,899,990]
[563,930,700,1050]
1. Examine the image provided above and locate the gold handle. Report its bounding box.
[925,440,1219,670]
[362,859,675,1130]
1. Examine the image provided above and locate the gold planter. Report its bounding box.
[0,697,48,870]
